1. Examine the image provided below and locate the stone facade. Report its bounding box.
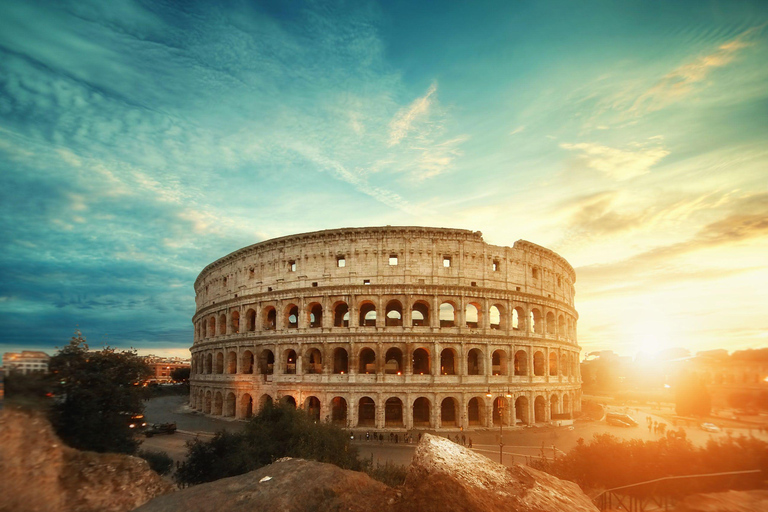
[189,226,582,430]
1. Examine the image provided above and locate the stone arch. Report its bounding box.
[439,302,456,327]
[241,350,254,374]
[208,316,216,337]
[358,347,376,374]
[262,306,276,330]
[492,396,509,426]
[226,351,237,374]
[205,353,213,374]
[492,350,508,375]
[305,396,321,421]
[359,301,377,327]
[285,304,299,329]
[467,348,483,375]
[308,303,323,328]
[284,349,297,374]
[534,395,546,422]
[280,395,297,408]
[230,311,240,334]
[385,300,403,326]
[213,391,223,415]
[440,397,458,427]
[489,304,505,330]
[240,393,254,418]
[412,347,430,375]
[412,397,431,427]
[467,397,485,426]
[558,314,565,336]
[411,301,430,326]
[218,314,226,335]
[245,308,256,331]
[563,393,571,415]
[546,312,555,335]
[384,347,403,374]
[385,397,404,427]
[259,349,274,375]
[550,394,559,417]
[204,390,212,414]
[358,396,375,426]
[465,302,481,328]
[531,308,542,334]
[515,396,529,425]
[333,347,348,373]
[533,351,545,376]
[215,352,224,374]
[305,348,322,374]
[333,302,349,327]
[331,396,347,425]
[513,307,525,331]
[259,394,273,411]
[440,348,457,375]
[224,392,236,417]
[549,352,558,376]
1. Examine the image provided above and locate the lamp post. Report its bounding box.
[487,388,513,465]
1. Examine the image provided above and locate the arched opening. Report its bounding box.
[411,301,429,326]
[205,353,213,374]
[493,397,507,426]
[385,300,403,326]
[226,351,237,374]
[286,305,299,329]
[305,396,321,421]
[305,348,322,374]
[246,309,256,331]
[492,350,507,375]
[513,350,527,376]
[333,347,348,374]
[208,317,216,337]
[440,348,456,375]
[385,397,403,427]
[467,397,483,426]
[333,302,349,327]
[531,309,542,334]
[358,348,376,374]
[204,391,212,414]
[546,312,555,335]
[309,303,323,328]
[412,397,431,427]
[241,351,254,374]
[465,303,480,328]
[550,395,559,417]
[215,352,224,374]
[213,392,223,415]
[281,395,297,408]
[549,352,558,376]
[558,315,565,336]
[440,397,457,426]
[563,394,571,416]
[513,307,525,331]
[230,311,240,334]
[358,397,375,426]
[439,302,456,327]
[284,349,297,374]
[533,351,545,376]
[224,392,236,417]
[219,314,226,335]
[259,394,273,411]
[263,307,276,330]
[331,397,347,425]
[359,302,376,327]
[384,348,403,374]
[489,305,503,330]
[412,348,430,375]
[467,348,483,375]
[240,393,253,419]
[534,396,546,422]
[201,321,207,338]
[515,396,529,425]
[259,350,274,375]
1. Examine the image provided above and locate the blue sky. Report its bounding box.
[1,0,766,358]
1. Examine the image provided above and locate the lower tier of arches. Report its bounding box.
[188,384,582,430]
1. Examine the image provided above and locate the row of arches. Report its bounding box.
[192,346,580,379]
[195,299,576,340]
[190,389,578,428]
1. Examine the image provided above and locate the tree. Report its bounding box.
[171,366,190,383]
[48,330,151,454]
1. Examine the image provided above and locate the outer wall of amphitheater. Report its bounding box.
[189,226,582,431]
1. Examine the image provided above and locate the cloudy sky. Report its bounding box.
[1,0,766,359]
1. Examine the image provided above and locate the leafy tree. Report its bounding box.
[48,330,151,454]
[171,366,190,383]
[175,402,363,486]
[4,369,53,409]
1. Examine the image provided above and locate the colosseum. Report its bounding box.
[189,226,581,431]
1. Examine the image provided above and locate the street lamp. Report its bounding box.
[487,388,513,464]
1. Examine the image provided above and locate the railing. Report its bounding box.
[593,469,762,511]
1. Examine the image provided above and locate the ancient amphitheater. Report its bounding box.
[189,226,581,431]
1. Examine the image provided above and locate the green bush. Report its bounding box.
[365,461,408,487]
[138,449,174,475]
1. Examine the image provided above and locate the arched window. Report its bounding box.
[358,397,375,426]
[308,303,323,328]
[358,348,376,374]
[286,305,299,329]
[333,348,348,374]
[439,302,456,327]
[465,303,480,328]
[412,397,431,427]
[411,301,430,326]
[467,348,483,375]
[440,348,456,375]
[549,352,558,376]
[263,307,276,330]
[218,314,226,335]
[558,314,565,336]
[359,302,376,327]
[512,307,525,331]
[385,300,403,327]
[225,392,236,417]
[531,308,542,334]
[259,350,274,375]
[514,350,527,376]
[245,309,256,331]
[205,353,213,374]
[305,348,322,374]
[230,311,240,334]
[492,350,507,375]
[467,397,483,426]
[489,305,503,330]
[441,397,458,426]
[534,395,546,422]
[384,348,403,374]
[412,348,430,374]
[208,316,216,337]
[385,397,403,427]
[241,350,254,374]
[515,396,529,425]
[215,352,224,374]
[305,396,321,421]
[533,351,545,376]
[546,312,555,335]
[226,351,237,374]
[284,349,297,374]
[333,302,349,327]
[331,397,347,425]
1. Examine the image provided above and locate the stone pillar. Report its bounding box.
[375,395,384,429]
[405,395,414,430]
[431,296,440,328]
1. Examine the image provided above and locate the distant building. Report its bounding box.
[2,351,50,375]
[143,355,190,383]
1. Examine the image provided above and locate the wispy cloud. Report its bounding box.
[388,82,437,147]
[560,139,669,180]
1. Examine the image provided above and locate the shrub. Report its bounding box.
[365,461,408,487]
[138,449,174,476]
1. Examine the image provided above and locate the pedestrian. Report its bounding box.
[418,432,422,441]
[366,431,370,441]
[468,437,473,449]
[462,434,466,446]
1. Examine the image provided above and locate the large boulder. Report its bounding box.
[396,433,598,512]
[0,408,173,512]
[134,457,397,512]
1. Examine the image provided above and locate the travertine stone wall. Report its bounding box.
[189,226,582,430]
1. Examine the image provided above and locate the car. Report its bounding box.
[605,412,639,427]
[700,422,720,433]
[125,413,147,429]
[144,422,177,437]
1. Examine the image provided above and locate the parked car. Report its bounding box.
[605,412,639,427]
[144,422,177,437]
[700,422,721,433]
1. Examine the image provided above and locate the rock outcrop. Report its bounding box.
[134,457,397,512]
[673,490,768,512]
[396,433,598,512]
[0,408,173,512]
